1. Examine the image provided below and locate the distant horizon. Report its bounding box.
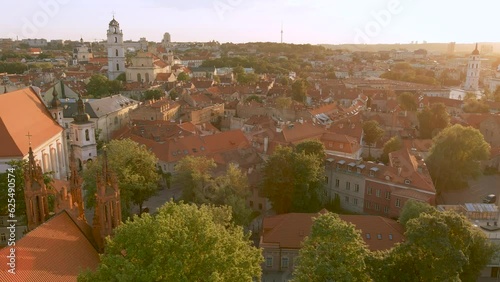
[2,0,499,45]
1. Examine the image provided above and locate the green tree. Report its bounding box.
[78,202,262,282]
[83,139,160,218]
[383,211,497,281]
[143,89,163,101]
[293,212,371,282]
[380,136,402,164]
[291,79,308,103]
[87,74,111,98]
[426,124,490,192]
[398,199,437,227]
[363,120,385,158]
[174,156,217,203]
[463,98,490,113]
[417,103,450,139]
[175,157,253,226]
[212,164,253,226]
[397,92,417,111]
[262,144,324,214]
[177,72,190,82]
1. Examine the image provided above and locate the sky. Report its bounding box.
[2,0,499,45]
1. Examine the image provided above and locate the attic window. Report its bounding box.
[377,234,382,240]
[366,233,371,239]
[192,148,198,153]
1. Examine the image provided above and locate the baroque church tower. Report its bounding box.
[92,149,122,252]
[48,88,64,128]
[24,146,50,231]
[70,94,97,170]
[464,43,481,91]
[107,16,126,80]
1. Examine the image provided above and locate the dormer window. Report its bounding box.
[366,233,371,239]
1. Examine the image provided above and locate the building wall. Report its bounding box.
[326,163,366,214]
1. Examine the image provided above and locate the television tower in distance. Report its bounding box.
[281,22,283,43]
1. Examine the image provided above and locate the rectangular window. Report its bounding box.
[385,191,391,200]
[0,233,6,242]
[250,201,254,208]
[365,201,371,209]
[353,198,358,206]
[396,198,401,208]
[335,179,340,188]
[345,196,349,203]
[266,257,273,267]
[367,187,372,195]
[325,176,329,184]
[375,204,380,211]
[384,206,389,214]
[281,257,289,268]
[346,182,350,190]
[376,189,380,197]
[354,184,359,192]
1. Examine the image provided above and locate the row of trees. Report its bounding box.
[78,200,497,281]
[293,201,497,281]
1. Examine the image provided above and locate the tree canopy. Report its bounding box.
[174,156,253,226]
[397,92,417,111]
[262,142,325,214]
[83,139,160,219]
[426,124,490,191]
[86,74,124,98]
[374,210,497,281]
[143,89,163,101]
[291,79,308,103]
[363,120,385,158]
[293,212,371,282]
[380,136,402,164]
[417,103,450,139]
[78,202,262,282]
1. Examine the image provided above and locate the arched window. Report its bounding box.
[75,129,79,141]
[85,129,90,141]
[115,49,118,56]
[145,73,150,83]
[114,37,117,43]
[137,73,141,82]
[117,63,120,71]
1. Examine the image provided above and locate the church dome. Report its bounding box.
[109,17,119,26]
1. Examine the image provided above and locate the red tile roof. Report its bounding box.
[0,87,63,158]
[261,212,404,251]
[0,211,99,282]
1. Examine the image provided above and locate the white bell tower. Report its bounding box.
[70,95,97,170]
[107,16,125,80]
[464,43,480,91]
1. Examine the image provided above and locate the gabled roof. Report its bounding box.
[0,87,63,158]
[260,212,404,251]
[0,211,99,282]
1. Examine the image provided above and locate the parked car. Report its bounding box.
[483,194,497,204]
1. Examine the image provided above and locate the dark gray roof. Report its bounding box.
[62,101,97,119]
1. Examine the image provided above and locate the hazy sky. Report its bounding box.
[2,0,499,44]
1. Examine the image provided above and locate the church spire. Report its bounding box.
[24,134,50,231]
[92,147,121,252]
[73,94,90,123]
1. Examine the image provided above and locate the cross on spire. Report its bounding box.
[26,131,33,146]
[112,11,116,19]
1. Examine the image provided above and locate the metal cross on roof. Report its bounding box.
[26,131,33,146]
